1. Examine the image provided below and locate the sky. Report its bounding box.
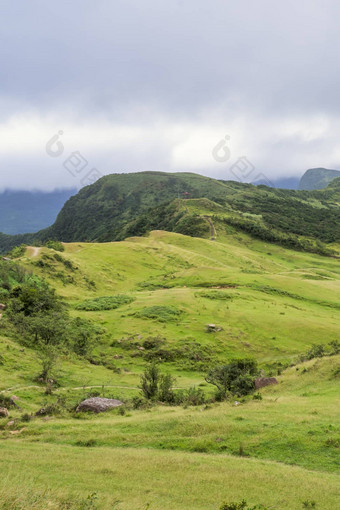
[1,0,340,190]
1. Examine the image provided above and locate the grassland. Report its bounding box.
[0,226,339,509]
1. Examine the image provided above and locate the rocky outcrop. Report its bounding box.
[76,397,124,413]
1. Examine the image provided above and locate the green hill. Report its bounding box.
[1,171,340,256]
[299,167,340,190]
[0,229,339,508]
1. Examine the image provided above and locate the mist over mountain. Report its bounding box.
[0,188,76,234]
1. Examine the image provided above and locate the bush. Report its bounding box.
[45,240,65,252]
[158,373,176,404]
[140,363,161,400]
[7,244,27,258]
[196,290,234,300]
[206,359,259,399]
[134,305,182,322]
[75,294,134,311]
[140,364,176,403]
[178,386,205,406]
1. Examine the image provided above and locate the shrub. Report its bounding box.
[75,295,134,311]
[206,359,259,399]
[158,373,176,404]
[196,290,234,300]
[179,386,205,406]
[220,502,269,510]
[329,340,340,355]
[302,501,316,508]
[7,244,27,258]
[134,305,182,322]
[45,240,65,252]
[140,363,160,400]
[21,413,32,422]
[140,364,176,403]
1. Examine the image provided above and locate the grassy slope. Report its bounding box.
[18,228,340,364]
[0,357,339,509]
[1,228,340,509]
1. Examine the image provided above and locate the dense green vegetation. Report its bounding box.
[1,172,340,256]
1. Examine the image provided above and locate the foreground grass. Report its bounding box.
[1,442,340,510]
[1,357,339,475]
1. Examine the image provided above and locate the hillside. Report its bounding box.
[1,171,340,256]
[0,230,339,508]
[299,167,340,190]
[0,188,76,234]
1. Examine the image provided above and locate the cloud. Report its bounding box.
[1,0,340,189]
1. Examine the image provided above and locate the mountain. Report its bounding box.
[0,188,76,234]
[0,171,339,255]
[298,167,340,190]
[254,176,300,189]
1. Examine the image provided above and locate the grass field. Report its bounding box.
[1,227,339,509]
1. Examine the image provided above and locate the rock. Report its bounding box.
[76,397,124,413]
[137,346,145,351]
[113,354,123,359]
[0,407,9,417]
[7,420,15,427]
[0,303,6,311]
[205,324,223,333]
[234,401,241,406]
[254,377,278,390]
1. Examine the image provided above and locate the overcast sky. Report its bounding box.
[1,0,340,190]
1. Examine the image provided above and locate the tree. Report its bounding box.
[140,363,160,400]
[68,317,97,356]
[37,345,59,384]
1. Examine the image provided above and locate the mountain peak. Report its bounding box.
[298,167,340,190]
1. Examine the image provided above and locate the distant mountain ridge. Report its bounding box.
[0,189,76,235]
[0,171,339,256]
[299,168,340,190]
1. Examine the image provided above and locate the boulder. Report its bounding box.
[0,304,6,311]
[0,407,9,418]
[254,377,278,390]
[76,397,124,413]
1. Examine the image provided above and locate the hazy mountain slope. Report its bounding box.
[299,167,340,190]
[0,188,76,234]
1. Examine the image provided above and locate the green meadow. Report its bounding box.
[1,226,339,509]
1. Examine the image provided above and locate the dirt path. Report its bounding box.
[0,384,139,394]
[202,216,217,240]
[26,246,41,257]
